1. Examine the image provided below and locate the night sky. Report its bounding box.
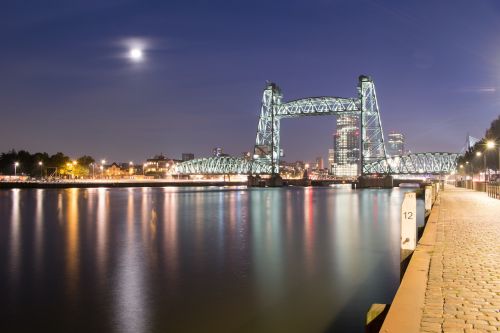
[1,0,500,163]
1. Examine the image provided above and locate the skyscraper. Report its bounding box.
[328,148,334,173]
[387,131,405,156]
[332,115,360,177]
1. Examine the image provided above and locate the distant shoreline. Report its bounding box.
[0,180,248,189]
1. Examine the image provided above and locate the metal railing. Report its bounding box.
[486,183,500,199]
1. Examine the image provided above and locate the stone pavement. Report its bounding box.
[420,187,500,333]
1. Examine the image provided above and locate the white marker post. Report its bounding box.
[425,185,432,211]
[401,192,417,251]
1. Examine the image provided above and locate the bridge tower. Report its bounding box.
[358,75,388,172]
[253,82,282,174]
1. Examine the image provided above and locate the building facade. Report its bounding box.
[387,131,405,157]
[332,115,360,177]
[328,148,334,173]
[182,153,195,162]
[315,156,324,170]
[144,155,175,178]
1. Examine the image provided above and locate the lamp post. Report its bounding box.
[486,140,496,182]
[459,164,464,187]
[475,151,482,181]
[466,161,470,189]
[38,161,43,179]
[72,161,77,179]
[101,159,106,179]
[67,162,72,179]
[14,162,19,177]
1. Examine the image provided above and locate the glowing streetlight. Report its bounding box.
[99,160,106,178]
[14,162,19,177]
[485,140,496,182]
[475,151,487,182]
[38,161,43,179]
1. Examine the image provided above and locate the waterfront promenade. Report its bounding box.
[381,186,500,332]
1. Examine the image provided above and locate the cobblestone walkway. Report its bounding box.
[420,187,500,333]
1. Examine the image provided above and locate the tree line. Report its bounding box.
[0,150,95,177]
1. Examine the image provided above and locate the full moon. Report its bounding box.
[129,48,143,61]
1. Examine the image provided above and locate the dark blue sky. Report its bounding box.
[1,0,499,163]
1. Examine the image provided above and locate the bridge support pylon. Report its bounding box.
[247,174,283,187]
[358,175,393,188]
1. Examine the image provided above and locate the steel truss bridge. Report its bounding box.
[175,75,458,176]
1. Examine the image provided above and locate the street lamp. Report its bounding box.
[66,162,73,179]
[38,161,43,179]
[128,161,134,177]
[476,151,483,182]
[486,140,497,181]
[466,161,470,188]
[101,160,106,179]
[14,162,19,177]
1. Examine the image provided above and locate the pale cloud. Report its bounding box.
[457,87,497,93]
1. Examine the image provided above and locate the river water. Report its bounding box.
[0,186,423,332]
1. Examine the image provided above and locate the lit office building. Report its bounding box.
[332,115,360,177]
[387,131,405,156]
[328,148,334,173]
[315,156,324,170]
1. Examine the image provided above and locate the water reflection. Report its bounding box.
[96,188,109,287]
[114,188,149,333]
[163,189,179,290]
[0,186,421,333]
[34,189,44,276]
[303,187,315,275]
[9,189,21,287]
[66,188,80,299]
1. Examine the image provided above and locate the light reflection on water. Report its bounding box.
[0,186,424,333]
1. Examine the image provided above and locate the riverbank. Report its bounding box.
[0,180,247,189]
[380,186,500,332]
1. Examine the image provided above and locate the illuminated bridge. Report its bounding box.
[175,75,459,176]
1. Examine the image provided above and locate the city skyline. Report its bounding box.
[1,1,500,163]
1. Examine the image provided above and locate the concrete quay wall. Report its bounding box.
[380,187,500,333]
[379,194,441,333]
